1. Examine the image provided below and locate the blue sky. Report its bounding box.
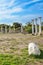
[0,0,43,25]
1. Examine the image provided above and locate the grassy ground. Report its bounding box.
[0,33,43,65]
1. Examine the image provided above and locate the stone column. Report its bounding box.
[5,26,7,33]
[21,24,23,33]
[38,17,42,35]
[13,25,15,33]
[35,18,37,35]
[32,19,34,35]
[9,26,11,33]
[1,25,3,33]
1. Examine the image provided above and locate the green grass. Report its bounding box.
[0,48,43,65]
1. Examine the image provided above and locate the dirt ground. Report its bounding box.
[0,33,43,65]
[0,33,43,54]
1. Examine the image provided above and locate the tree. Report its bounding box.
[24,22,32,33]
[13,22,21,29]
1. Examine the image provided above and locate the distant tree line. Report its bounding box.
[0,21,43,33]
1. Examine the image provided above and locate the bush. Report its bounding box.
[25,26,32,33]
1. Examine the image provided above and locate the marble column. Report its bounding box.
[32,19,34,35]
[9,26,11,33]
[13,25,15,32]
[1,25,3,33]
[38,17,42,35]
[5,26,7,33]
[21,24,23,33]
[35,18,37,35]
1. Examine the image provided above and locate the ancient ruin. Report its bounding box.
[0,17,42,35]
[0,23,23,33]
[32,17,42,35]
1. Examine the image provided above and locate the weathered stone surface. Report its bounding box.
[28,43,41,55]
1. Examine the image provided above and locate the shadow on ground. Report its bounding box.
[29,50,43,59]
[33,50,43,59]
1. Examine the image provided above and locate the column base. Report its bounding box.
[34,33,38,36]
[32,33,35,35]
[37,32,42,36]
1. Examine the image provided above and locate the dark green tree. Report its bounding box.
[13,22,21,29]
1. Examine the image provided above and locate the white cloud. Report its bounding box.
[0,0,17,10]
[17,0,40,7]
[8,0,16,8]
[0,7,23,15]
[0,0,43,25]
[0,0,23,16]
[24,0,39,5]
[0,0,40,15]
[28,2,43,11]
[0,0,23,25]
